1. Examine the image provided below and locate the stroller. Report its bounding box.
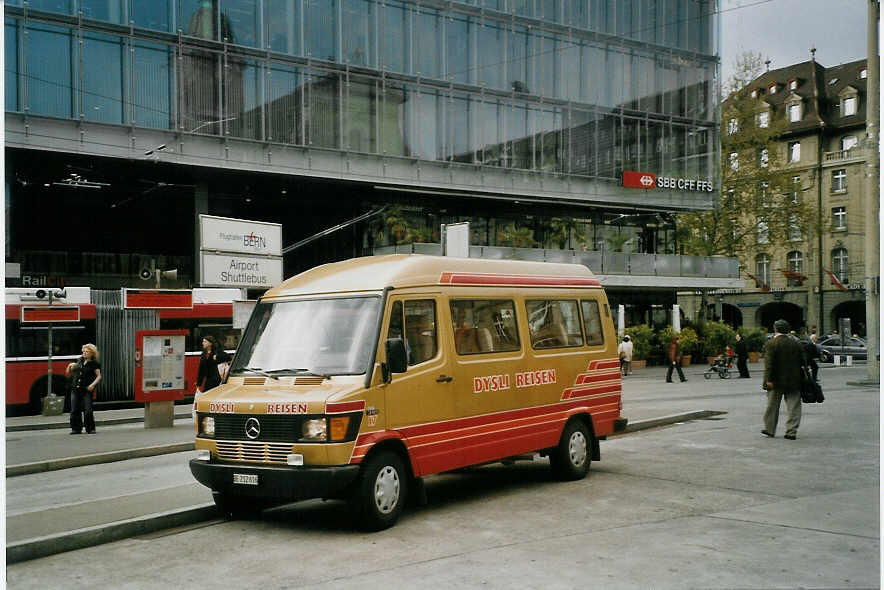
[704,354,733,379]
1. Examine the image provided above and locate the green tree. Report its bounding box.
[678,52,817,319]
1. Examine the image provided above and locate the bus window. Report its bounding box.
[526,300,583,349]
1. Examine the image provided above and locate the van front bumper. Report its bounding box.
[189,459,361,502]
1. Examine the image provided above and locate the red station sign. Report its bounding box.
[622,170,657,189]
[20,306,81,323]
[123,289,194,310]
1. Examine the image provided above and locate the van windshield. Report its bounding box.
[230,296,381,377]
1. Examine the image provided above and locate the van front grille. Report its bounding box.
[216,440,292,463]
[210,414,302,442]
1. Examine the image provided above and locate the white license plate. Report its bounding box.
[233,473,258,486]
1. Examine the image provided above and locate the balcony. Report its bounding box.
[373,244,743,290]
[824,148,863,163]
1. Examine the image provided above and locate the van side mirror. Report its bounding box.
[384,338,408,380]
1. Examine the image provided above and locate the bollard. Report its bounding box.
[846,355,853,366]
[144,400,175,428]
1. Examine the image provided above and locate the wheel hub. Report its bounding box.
[569,431,587,466]
[374,465,400,514]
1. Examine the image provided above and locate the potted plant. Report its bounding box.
[624,324,654,370]
[741,327,767,362]
[701,321,737,363]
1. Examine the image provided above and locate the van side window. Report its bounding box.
[450,299,520,355]
[580,300,605,346]
[526,300,584,349]
[404,300,437,365]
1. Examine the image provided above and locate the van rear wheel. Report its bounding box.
[350,450,408,531]
[549,420,591,481]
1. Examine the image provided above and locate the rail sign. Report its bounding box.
[622,170,657,189]
[199,215,282,256]
[200,253,283,289]
[20,306,80,323]
[123,289,194,309]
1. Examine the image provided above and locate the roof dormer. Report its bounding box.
[768,82,779,95]
[787,78,800,91]
[785,93,803,123]
[838,85,859,117]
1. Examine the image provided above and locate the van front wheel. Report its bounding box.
[549,420,591,481]
[351,450,408,531]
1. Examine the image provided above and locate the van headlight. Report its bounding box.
[302,418,327,441]
[201,416,215,437]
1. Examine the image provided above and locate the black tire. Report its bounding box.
[704,372,712,379]
[549,419,592,481]
[212,491,266,519]
[350,450,408,531]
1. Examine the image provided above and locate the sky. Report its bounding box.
[721,0,870,84]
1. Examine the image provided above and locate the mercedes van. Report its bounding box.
[190,255,625,530]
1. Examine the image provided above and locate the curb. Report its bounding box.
[6,442,196,477]
[6,504,219,564]
[620,410,726,434]
[7,413,193,432]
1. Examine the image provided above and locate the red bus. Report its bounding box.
[6,287,243,414]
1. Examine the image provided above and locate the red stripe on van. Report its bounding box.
[439,272,601,288]
[326,400,366,414]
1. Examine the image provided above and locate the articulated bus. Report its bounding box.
[5,287,243,414]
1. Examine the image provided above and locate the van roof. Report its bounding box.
[263,255,601,298]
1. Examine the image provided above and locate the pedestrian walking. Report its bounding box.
[196,335,231,394]
[665,336,687,383]
[734,332,750,378]
[69,343,101,434]
[803,333,820,382]
[618,335,633,376]
[761,319,804,440]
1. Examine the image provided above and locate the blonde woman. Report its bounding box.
[69,343,102,434]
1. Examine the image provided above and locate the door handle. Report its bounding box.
[436,374,453,383]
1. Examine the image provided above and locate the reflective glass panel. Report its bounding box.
[267,0,302,54]
[343,0,374,67]
[345,76,377,153]
[180,48,222,134]
[508,25,530,94]
[266,62,305,144]
[509,103,531,169]
[221,0,261,47]
[477,98,503,166]
[133,0,172,32]
[306,71,340,148]
[25,0,72,14]
[450,93,474,163]
[415,8,442,79]
[477,19,505,91]
[181,0,221,41]
[381,0,408,74]
[27,23,73,118]
[535,32,560,98]
[132,41,173,129]
[409,89,444,160]
[6,21,18,112]
[307,0,337,60]
[81,32,124,124]
[80,0,125,24]
[446,13,471,84]
[226,58,262,139]
[379,82,406,155]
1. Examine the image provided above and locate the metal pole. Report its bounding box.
[865,0,880,380]
[47,292,53,398]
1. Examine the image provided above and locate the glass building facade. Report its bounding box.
[6,0,720,184]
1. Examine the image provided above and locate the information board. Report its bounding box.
[135,329,188,402]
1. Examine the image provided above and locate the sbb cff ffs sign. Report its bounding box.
[622,171,714,192]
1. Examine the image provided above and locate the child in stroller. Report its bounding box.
[704,346,735,379]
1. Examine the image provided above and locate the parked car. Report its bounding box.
[817,336,867,362]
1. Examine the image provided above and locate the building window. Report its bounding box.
[789,79,798,90]
[729,152,739,171]
[759,148,768,168]
[768,83,777,94]
[841,135,858,151]
[832,206,847,230]
[791,176,801,203]
[788,141,800,163]
[788,215,802,241]
[832,248,848,283]
[755,253,771,287]
[756,217,769,244]
[756,111,769,128]
[727,118,738,134]
[842,96,857,116]
[787,250,804,285]
[789,102,802,122]
[751,89,757,98]
[832,169,847,192]
[860,68,867,79]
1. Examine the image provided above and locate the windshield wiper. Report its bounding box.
[235,367,280,381]
[269,368,331,380]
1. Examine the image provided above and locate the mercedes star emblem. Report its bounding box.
[245,417,261,440]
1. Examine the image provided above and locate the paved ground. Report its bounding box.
[5,362,879,588]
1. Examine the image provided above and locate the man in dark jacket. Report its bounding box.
[734,332,750,378]
[762,319,805,440]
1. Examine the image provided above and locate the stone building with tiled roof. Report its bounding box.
[681,55,871,337]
